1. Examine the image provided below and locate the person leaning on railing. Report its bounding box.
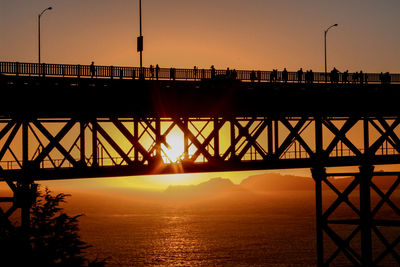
[90,61,96,78]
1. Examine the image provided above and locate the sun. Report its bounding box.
[162,131,185,163]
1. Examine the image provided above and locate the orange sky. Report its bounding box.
[1,0,400,73]
[1,0,400,190]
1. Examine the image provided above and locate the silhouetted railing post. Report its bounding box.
[110,66,114,79]
[42,63,46,77]
[15,62,19,76]
[77,64,81,79]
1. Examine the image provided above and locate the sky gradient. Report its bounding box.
[1,0,400,72]
[1,1,400,190]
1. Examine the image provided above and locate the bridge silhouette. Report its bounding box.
[1,61,400,266]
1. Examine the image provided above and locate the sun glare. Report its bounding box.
[162,131,185,163]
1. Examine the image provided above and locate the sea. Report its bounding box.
[61,189,399,267]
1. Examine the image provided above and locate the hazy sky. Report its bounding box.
[1,0,400,72]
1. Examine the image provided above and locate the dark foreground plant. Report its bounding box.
[0,187,106,266]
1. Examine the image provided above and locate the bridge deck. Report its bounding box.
[2,74,400,117]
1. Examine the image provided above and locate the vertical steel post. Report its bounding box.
[312,167,325,267]
[214,117,220,159]
[230,119,235,159]
[22,120,28,167]
[359,164,374,266]
[364,118,369,153]
[313,115,324,267]
[92,120,98,167]
[274,120,279,153]
[155,117,161,160]
[134,117,139,162]
[80,121,86,165]
[267,119,273,155]
[183,118,189,159]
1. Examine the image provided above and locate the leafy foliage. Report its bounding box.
[0,187,106,266]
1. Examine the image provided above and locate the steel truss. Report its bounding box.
[312,167,400,266]
[1,115,400,266]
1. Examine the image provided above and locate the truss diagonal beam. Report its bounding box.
[323,224,361,266]
[275,118,308,158]
[370,180,400,217]
[174,118,214,161]
[0,122,21,162]
[376,118,400,154]
[323,119,362,157]
[324,118,359,157]
[33,119,78,168]
[371,175,400,217]
[325,226,361,266]
[369,119,400,155]
[110,118,151,162]
[191,118,226,161]
[280,118,314,157]
[222,118,256,160]
[95,122,134,166]
[236,120,269,159]
[0,121,16,140]
[323,177,360,216]
[323,177,360,219]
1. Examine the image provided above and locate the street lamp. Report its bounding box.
[38,6,52,65]
[324,23,338,82]
[137,0,144,79]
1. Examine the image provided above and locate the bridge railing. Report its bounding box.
[1,61,399,84]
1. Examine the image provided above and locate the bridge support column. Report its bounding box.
[311,166,326,267]
[1,177,37,263]
[359,164,374,266]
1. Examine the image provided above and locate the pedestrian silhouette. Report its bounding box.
[211,65,216,79]
[297,68,303,83]
[226,67,231,79]
[193,66,198,80]
[353,72,359,84]
[150,65,154,79]
[156,64,160,80]
[305,70,312,83]
[342,70,349,83]
[359,70,364,85]
[119,69,123,79]
[232,69,237,80]
[282,68,288,83]
[330,67,339,83]
[250,70,256,83]
[170,67,176,80]
[385,72,391,84]
[257,70,261,82]
[90,61,96,78]
[309,69,314,83]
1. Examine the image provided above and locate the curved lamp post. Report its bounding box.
[324,23,338,82]
[38,7,52,65]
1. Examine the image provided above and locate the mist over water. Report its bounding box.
[5,173,397,266]
[73,191,317,266]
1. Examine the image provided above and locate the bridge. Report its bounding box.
[1,61,400,266]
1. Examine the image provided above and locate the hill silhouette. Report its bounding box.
[164,172,399,196]
[240,173,314,191]
[165,177,241,195]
